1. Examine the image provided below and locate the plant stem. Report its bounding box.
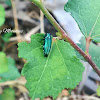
[40,0,45,33]
[11,0,21,43]
[85,36,91,55]
[32,0,100,76]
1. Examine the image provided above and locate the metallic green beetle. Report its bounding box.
[43,33,52,57]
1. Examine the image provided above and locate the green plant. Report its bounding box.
[0,52,20,99]
[0,3,20,82]
[0,3,20,99]
[18,33,84,99]
[0,88,15,100]
[0,52,8,74]
[0,57,20,82]
[0,5,5,27]
[2,32,13,42]
[0,51,20,82]
[97,85,100,96]
[18,0,100,99]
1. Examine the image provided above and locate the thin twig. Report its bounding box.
[4,41,18,52]
[85,36,91,55]
[40,0,45,33]
[10,25,40,41]
[25,25,40,41]
[11,0,21,42]
[23,92,29,100]
[0,77,26,86]
[6,10,39,25]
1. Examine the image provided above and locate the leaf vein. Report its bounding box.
[55,41,73,87]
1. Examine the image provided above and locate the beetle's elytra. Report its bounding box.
[43,33,52,57]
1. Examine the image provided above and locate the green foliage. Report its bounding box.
[0,0,11,6]
[0,95,1,99]
[18,33,84,99]
[76,36,100,68]
[97,85,100,96]
[1,88,15,100]
[92,38,100,43]
[0,5,5,27]
[4,0,11,6]
[31,0,41,5]
[0,57,20,82]
[0,52,8,74]
[2,32,13,42]
[56,32,61,37]
[64,0,100,42]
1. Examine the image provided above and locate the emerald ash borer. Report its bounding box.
[43,33,52,57]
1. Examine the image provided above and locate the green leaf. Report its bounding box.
[2,32,13,42]
[5,0,11,6]
[64,0,100,42]
[32,0,41,4]
[0,0,11,6]
[0,5,5,27]
[56,32,61,37]
[97,85,100,96]
[18,33,84,99]
[0,95,2,99]
[1,88,15,100]
[0,52,8,74]
[0,57,20,82]
[76,36,100,68]
[92,37,100,43]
